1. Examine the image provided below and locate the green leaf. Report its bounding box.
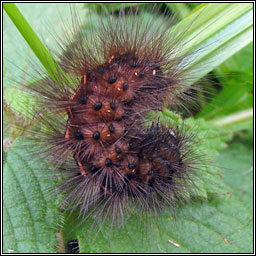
[197,43,253,120]
[3,3,84,85]
[218,42,253,73]
[215,138,253,212]
[63,189,252,253]
[4,89,37,120]
[174,3,253,85]
[166,3,191,19]
[3,137,60,253]
[197,73,253,120]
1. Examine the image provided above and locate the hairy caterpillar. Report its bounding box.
[27,5,201,223]
[4,2,252,253]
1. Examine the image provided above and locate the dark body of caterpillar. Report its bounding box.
[65,53,185,194]
[27,6,199,224]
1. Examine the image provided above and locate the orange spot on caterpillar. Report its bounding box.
[108,55,115,63]
[64,119,71,139]
[70,92,77,100]
[67,107,73,118]
[77,160,87,175]
[83,74,87,84]
[114,81,122,92]
[100,184,112,195]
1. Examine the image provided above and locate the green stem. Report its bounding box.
[211,108,253,128]
[3,3,57,79]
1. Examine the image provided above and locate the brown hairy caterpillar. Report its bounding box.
[18,4,204,226]
[4,3,227,247]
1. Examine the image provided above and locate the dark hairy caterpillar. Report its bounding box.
[17,4,204,229]
[3,2,254,254]
[7,4,250,252]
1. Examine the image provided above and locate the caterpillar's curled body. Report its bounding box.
[23,5,201,226]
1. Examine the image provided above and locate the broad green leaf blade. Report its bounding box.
[3,138,60,253]
[175,3,253,84]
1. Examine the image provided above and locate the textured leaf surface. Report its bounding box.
[69,195,252,253]
[216,138,253,212]
[3,138,60,253]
